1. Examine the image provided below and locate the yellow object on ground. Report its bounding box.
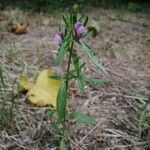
[6,21,29,34]
[19,75,33,91]
[19,69,61,107]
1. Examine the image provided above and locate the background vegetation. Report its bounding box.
[0,0,150,12]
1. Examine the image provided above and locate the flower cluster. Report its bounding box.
[75,21,87,37]
[53,21,87,45]
[53,33,62,45]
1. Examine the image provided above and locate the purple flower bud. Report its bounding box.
[75,21,82,30]
[53,33,62,44]
[75,21,87,37]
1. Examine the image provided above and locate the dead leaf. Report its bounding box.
[6,21,29,34]
[19,75,33,91]
[19,69,61,107]
[15,21,29,34]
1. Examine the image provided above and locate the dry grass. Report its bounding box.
[0,8,150,149]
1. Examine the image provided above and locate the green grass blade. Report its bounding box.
[69,112,97,125]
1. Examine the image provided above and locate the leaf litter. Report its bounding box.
[0,8,150,149]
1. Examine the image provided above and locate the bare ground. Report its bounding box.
[0,8,150,150]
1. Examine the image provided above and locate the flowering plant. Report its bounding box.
[51,10,107,148]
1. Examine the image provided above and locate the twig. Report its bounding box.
[79,121,102,143]
[68,136,86,150]
[107,142,148,149]
[93,92,148,104]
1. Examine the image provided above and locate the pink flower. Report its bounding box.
[53,33,62,44]
[75,21,87,37]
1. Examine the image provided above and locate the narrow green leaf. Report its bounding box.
[72,11,77,24]
[80,42,106,74]
[72,53,79,67]
[68,63,85,80]
[56,82,67,123]
[49,75,63,80]
[55,34,71,65]
[70,12,74,26]
[79,15,88,26]
[87,26,98,37]
[82,30,94,38]
[60,138,66,150]
[72,53,85,94]
[69,112,97,125]
[83,16,88,26]
[67,69,76,79]
[72,53,80,76]
[76,75,84,94]
[83,76,110,84]
[63,13,69,27]
[79,63,86,70]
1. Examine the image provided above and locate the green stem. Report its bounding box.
[63,41,74,129]
[66,42,74,89]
